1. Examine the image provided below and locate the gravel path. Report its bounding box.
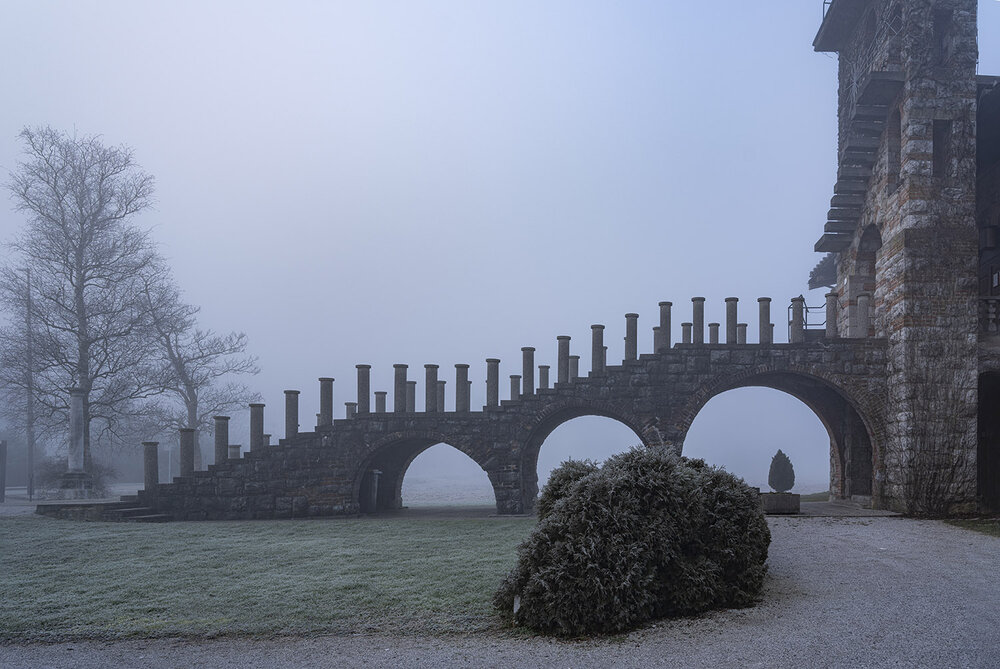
[2,516,998,668]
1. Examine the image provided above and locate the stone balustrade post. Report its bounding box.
[375,391,387,413]
[569,355,580,380]
[393,364,408,413]
[345,402,357,418]
[709,322,720,344]
[437,380,446,412]
[790,297,806,343]
[356,365,371,414]
[557,336,571,384]
[857,294,871,339]
[681,322,693,344]
[624,313,639,361]
[486,358,500,407]
[228,444,241,460]
[406,381,417,412]
[283,390,299,440]
[68,388,85,472]
[758,298,773,344]
[455,365,470,412]
[591,325,605,375]
[725,297,738,344]
[538,365,550,390]
[143,441,159,494]
[249,403,264,451]
[510,375,520,401]
[658,301,672,351]
[737,323,748,344]
[424,364,439,412]
[214,415,230,464]
[318,378,334,426]
[263,434,271,446]
[692,297,705,344]
[826,292,839,339]
[179,428,195,477]
[521,347,535,396]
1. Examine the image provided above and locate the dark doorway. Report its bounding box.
[978,373,1000,512]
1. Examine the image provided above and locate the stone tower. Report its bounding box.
[814,0,1000,512]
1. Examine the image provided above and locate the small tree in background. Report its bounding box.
[768,449,795,493]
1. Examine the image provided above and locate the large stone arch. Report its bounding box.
[674,366,881,501]
[353,430,489,513]
[517,399,650,512]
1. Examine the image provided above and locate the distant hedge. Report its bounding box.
[494,447,770,636]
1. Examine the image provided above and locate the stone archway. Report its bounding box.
[518,402,649,513]
[677,369,878,502]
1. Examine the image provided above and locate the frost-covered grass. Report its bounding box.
[0,512,532,642]
[946,518,1000,538]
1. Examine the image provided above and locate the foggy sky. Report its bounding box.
[2,1,998,493]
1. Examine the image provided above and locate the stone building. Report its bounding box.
[813,0,1000,512]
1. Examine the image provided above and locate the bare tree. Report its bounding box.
[141,272,260,468]
[0,126,164,472]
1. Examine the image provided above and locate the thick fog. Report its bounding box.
[2,1,998,494]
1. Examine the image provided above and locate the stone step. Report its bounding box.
[122,514,172,523]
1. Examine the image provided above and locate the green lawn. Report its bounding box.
[0,511,534,642]
[945,518,1000,538]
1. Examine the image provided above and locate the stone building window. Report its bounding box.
[933,120,953,178]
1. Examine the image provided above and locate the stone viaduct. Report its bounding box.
[135,299,889,520]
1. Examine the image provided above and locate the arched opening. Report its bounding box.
[848,224,884,337]
[682,372,875,501]
[684,388,830,493]
[401,443,495,508]
[356,437,491,514]
[978,372,1000,512]
[521,408,647,512]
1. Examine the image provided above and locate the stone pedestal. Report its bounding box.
[425,364,439,412]
[658,301,672,351]
[486,358,500,407]
[356,366,371,414]
[179,428,195,477]
[284,390,299,440]
[143,441,159,495]
[393,365,408,413]
[591,325,605,375]
[557,336,570,383]
[249,403,265,451]
[375,391,387,413]
[214,415,230,464]
[761,492,800,515]
[319,378,334,426]
[725,297,738,344]
[692,297,705,344]
[625,313,639,361]
[521,347,535,396]
[455,365,470,412]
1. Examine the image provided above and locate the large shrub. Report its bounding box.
[535,458,598,521]
[768,449,795,493]
[494,447,770,636]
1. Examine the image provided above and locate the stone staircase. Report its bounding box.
[35,496,172,523]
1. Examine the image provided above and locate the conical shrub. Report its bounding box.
[768,449,795,493]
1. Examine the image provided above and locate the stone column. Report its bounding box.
[658,301,672,351]
[557,336,571,384]
[510,375,520,401]
[356,365,371,414]
[708,323,720,344]
[375,391,387,413]
[758,297,773,345]
[725,297,738,344]
[455,365,470,412]
[790,296,806,344]
[591,325,605,375]
[826,292,839,339]
[625,313,639,361]
[857,294,871,339]
[284,390,299,440]
[263,434,271,446]
[249,403,265,451]
[228,444,241,460]
[486,358,500,407]
[318,378,334,426]
[67,388,85,472]
[538,365,550,390]
[692,297,705,344]
[214,415,230,464]
[737,323,748,344]
[143,441,158,494]
[406,381,417,412]
[393,364,408,413]
[179,428,195,477]
[521,347,535,396]
[424,364,439,412]
[345,402,357,418]
[681,322,693,344]
[569,355,580,380]
[437,380,446,412]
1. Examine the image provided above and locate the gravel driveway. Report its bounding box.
[2,516,998,668]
